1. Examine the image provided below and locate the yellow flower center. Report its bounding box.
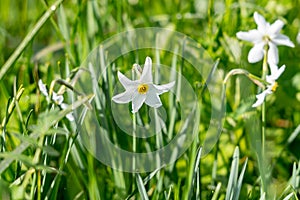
[263,35,271,42]
[137,84,149,94]
[271,82,278,92]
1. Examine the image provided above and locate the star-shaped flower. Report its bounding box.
[252,64,286,107]
[237,12,294,65]
[38,79,64,104]
[112,57,175,113]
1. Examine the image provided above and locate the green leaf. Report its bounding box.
[225,146,239,200]
[136,174,149,200]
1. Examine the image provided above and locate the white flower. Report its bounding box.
[237,12,294,65]
[38,79,64,105]
[60,103,75,121]
[252,64,286,107]
[52,92,64,105]
[38,79,49,97]
[112,57,175,113]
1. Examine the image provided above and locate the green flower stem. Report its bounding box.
[132,70,137,192]
[260,45,269,196]
[223,68,266,89]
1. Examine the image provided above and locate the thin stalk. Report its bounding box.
[132,69,137,192]
[261,46,268,156]
[133,113,136,171]
[260,45,269,196]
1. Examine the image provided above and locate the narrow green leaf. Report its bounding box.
[225,146,239,200]
[211,182,222,200]
[0,95,91,174]
[283,192,295,200]
[187,147,202,199]
[287,124,300,144]
[233,157,248,200]
[136,173,149,200]
[57,4,69,41]
[0,0,64,80]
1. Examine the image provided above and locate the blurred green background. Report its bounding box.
[0,0,300,199]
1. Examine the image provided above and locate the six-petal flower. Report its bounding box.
[252,64,286,107]
[112,57,175,113]
[236,12,294,65]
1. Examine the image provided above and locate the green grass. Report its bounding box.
[0,0,300,199]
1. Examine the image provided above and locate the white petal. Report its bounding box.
[267,42,279,65]
[236,30,262,43]
[60,103,68,109]
[145,92,162,108]
[60,103,74,121]
[254,12,269,33]
[52,92,64,105]
[133,64,142,77]
[118,71,136,88]
[277,65,286,78]
[112,90,134,104]
[269,19,284,35]
[140,56,153,83]
[38,79,48,97]
[132,93,146,113]
[268,63,279,76]
[272,34,295,47]
[152,81,175,95]
[66,112,75,121]
[266,65,285,82]
[248,42,265,63]
[252,91,268,107]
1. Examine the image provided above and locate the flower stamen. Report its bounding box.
[137,84,149,94]
[271,82,278,92]
[263,35,271,42]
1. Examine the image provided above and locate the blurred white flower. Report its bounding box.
[237,12,294,65]
[38,79,73,121]
[52,92,64,105]
[252,64,286,107]
[38,79,64,105]
[60,103,75,121]
[112,56,175,113]
[38,79,48,97]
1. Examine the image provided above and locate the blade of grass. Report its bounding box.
[187,147,202,199]
[0,95,92,174]
[126,168,161,200]
[211,182,222,200]
[283,192,295,200]
[0,0,64,80]
[136,173,149,200]
[225,146,239,200]
[233,157,248,200]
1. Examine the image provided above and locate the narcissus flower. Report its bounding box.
[252,64,286,107]
[112,57,175,113]
[38,79,64,104]
[38,79,74,121]
[237,12,294,65]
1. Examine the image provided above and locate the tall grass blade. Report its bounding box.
[187,147,202,199]
[233,157,248,200]
[225,146,239,200]
[0,0,64,80]
[136,173,149,200]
